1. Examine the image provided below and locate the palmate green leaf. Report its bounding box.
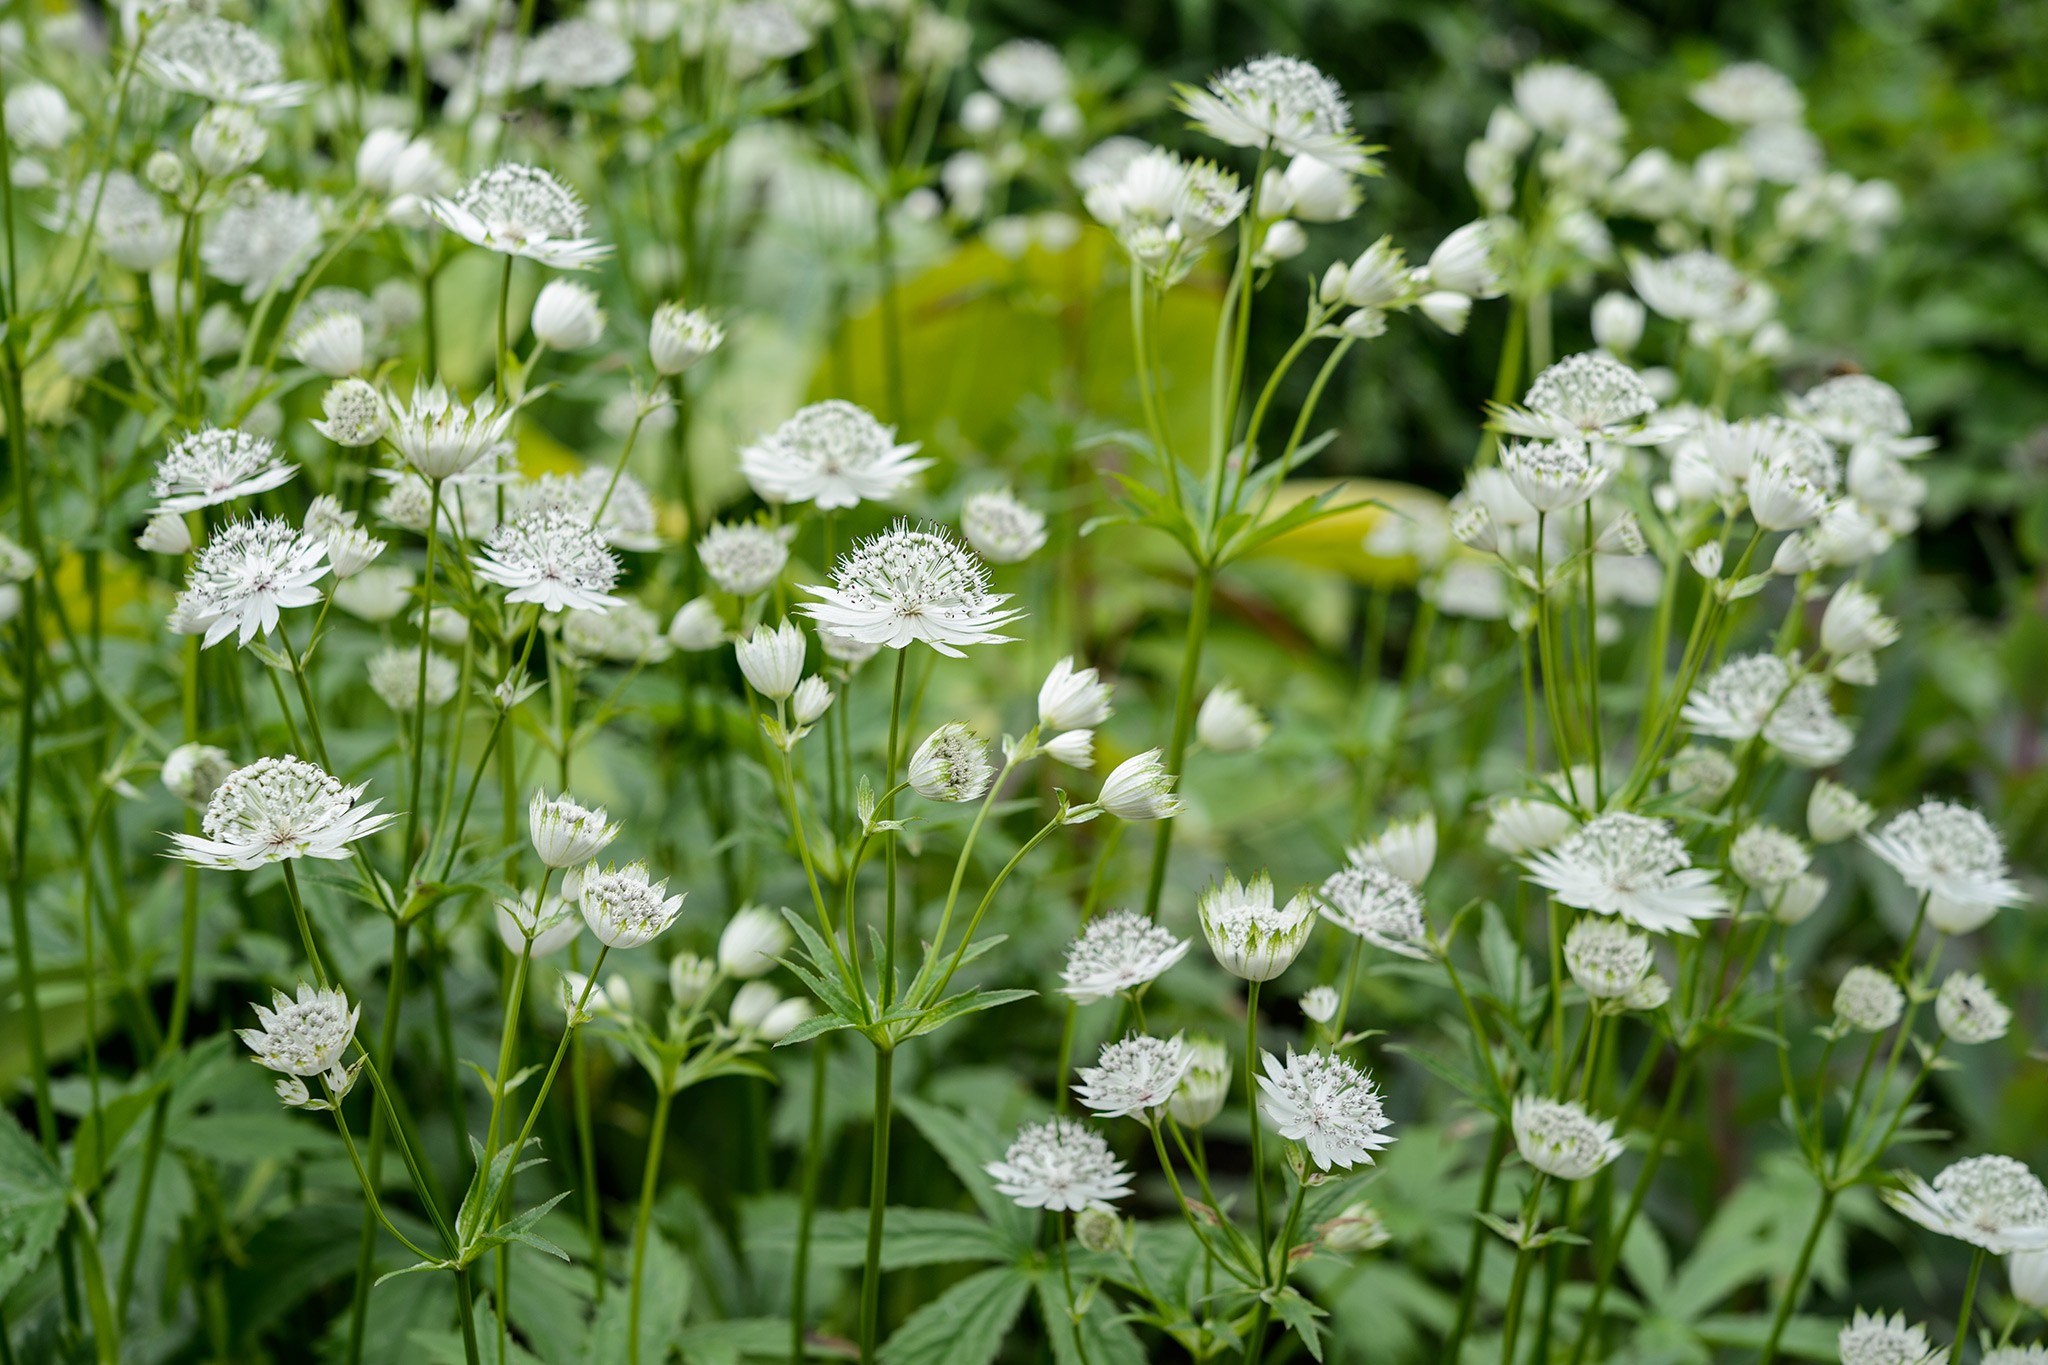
[776,907,865,1021]
[1270,1286,1329,1362]
[875,1265,1032,1365]
[0,1108,68,1297]
[472,1189,574,1263]
[772,1011,857,1046]
[373,1257,450,1288]
[1382,1041,1499,1118]
[68,1078,164,1193]
[895,1096,1035,1242]
[758,1206,1019,1269]
[671,1318,793,1365]
[577,1230,690,1365]
[1035,1270,1147,1365]
[886,987,1037,1043]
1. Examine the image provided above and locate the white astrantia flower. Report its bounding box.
[530,279,605,350]
[1496,351,1667,446]
[63,170,177,272]
[152,428,298,515]
[1668,745,1738,806]
[495,891,584,958]
[1060,909,1192,1004]
[144,11,310,109]
[1730,823,1811,889]
[579,861,687,950]
[1500,438,1610,515]
[717,905,793,979]
[790,676,833,727]
[727,980,782,1034]
[643,304,723,378]
[1258,1048,1395,1170]
[6,82,76,152]
[1821,583,1900,657]
[1485,795,1578,856]
[1591,292,1646,355]
[1039,656,1114,731]
[979,38,1070,107]
[1936,972,2011,1046]
[961,488,1048,564]
[739,400,930,511]
[1789,374,1913,448]
[315,379,389,448]
[721,1,815,78]
[1692,61,1804,125]
[798,520,1021,657]
[561,601,672,666]
[1769,870,1829,926]
[474,509,622,614]
[985,1118,1132,1212]
[1038,729,1095,768]
[367,647,458,711]
[1200,872,1315,980]
[1298,985,1340,1024]
[1178,54,1363,170]
[286,308,365,379]
[189,104,267,179]
[1522,812,1727,935]
[202,189,323,304]
[529,792,621,870]
[1196,684,1270,753]
[1348,812,1437,886]
[430,163,609,270]
[1168,1037,1231,1127]
[1074,1033,1194,1121]
[1564,917,1655,1000]
[171,516,330,649]
[734,621,807,701]
[667,597,727,652]
[162,743,235,809]
[168,756,395,869]
[697,520,792,597]
[1745,459,1828,532]
[333,565,414,624]
[757,996,814,1045]
[239,983,358,1093]
[137,512,194,555]
[2009,1252,2048,1310]
[1095,749,1183,822]
[1834,965,1905,1033]
[1886,1155,2048,1254]
[519,16,635,90]
[669,953,716,1009]
[1863,800,2023,934]
[384,380,515,481]
[1420,220,1503,298]
[1513,1095,1624,1180]
[1317,864,1429,959]
[1763,675,1855,768]
[908,723,994,803]
[1280,154,1359,220]
[1682,652,1796,744]
[1626,250,1760,329]
[356,127,454,201]
[1835,1309,1940,1365]
[1513,62,1624,143]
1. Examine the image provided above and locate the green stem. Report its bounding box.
[626,1067,676,1365]
[402,480,444,867]
[1244,980,1271,1277]
[1442,1121,1510,1360]
[1140,564,1214,921]
[1757,1185,1836,1365]
[345,920,414,1365]
[857,1046,895,1365]
[790,1037,829,1363]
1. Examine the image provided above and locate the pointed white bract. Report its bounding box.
[985,1118,1132,1212]
[1074,1033,1195,1121]
[739,400,931,510]
[1885,1155,2048,1254]
[430,163,609,270]
[1258,1048,1395,1170]
[1059,910,1191,1003]
[1521,812,1726,935]
[1513,1095,1624,1180]
[799,520,1020,657]
[168,756,395,869]
[579,862,687,949]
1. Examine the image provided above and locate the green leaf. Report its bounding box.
[1270,1286,1328,1362]
[876,1266,1031,1365]
[895,1096,1034,1243]
[888,987,1036,1043]
[0,1108,67,1297]
[577,1229,690,1365]
[671,1318,792,1365]
[754,1206,1016,1269]
[1035,1269,1147,1365]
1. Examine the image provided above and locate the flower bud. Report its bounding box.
[1591,292,1645,355]
[1167,1036,1230,1127]
[531,279,605,351]
[649,302,724,375]
[1319,1198,1391,1253]
[718,906,792,979]
[1074,1205,1123,1254]
[145,149,186,197]
[528,792,621,869]
[1196,684,1269,753]
[191,104,268,178]
[162,742,234,808]
[909,723,994,802]
[735,621,806,701]
[666,596,726,651]
[137,511,193,555]
[668,953,715,1007]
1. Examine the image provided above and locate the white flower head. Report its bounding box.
[1095,749,1183,822]
[1258,1048,1395,1171]
[1486,795,1578,856]
[474,509,623,614]
[1522,811,1727,935]
[1668,746,1738,806]
[1197,684,1270,753]
[1627,250,1761,329]
[1178,55,1363,170]
[1317,864,1429,959]
[1496,351,1664,446]
[985,1118,1132,1212]
[1298,985,1340,1024]
[1513,1094,1624,1180]
[1513,63,1624,143]
[1730,823,1811,889]
[1885,1155,2048,1254]
[529,791,621,868]
[315,379,389,448]
[697,520,791,597]
[1835,1309,1941,1365]
[5,82,76,152]
[734,620,807,701]
[1790,374,1912,448]
[1039,656,1114,731]
[1281,154,1360,221]
[1682,652,1798,744]
[979,39,1070,108]
[239,984,359,1080]
[1564,917,1654,1000]
[666,597,727,652]
[1200,872,1314,980]
[740,400,930,511]
[1421,220,1504,298]
[356,127,454,201]
[1863,800,2023,933]
[718,905,793,979]
[152,428,297,515]
[561,601,673,666]
[430,163,608,270]
[1746,459,1828,532]
[1692,62,1804,125]
[367,647,457,711]
[384,381,515,481]
[145,12,309,109]
[171,515,330,649]
[1500,437,1610,514]
[1060,909,1191,1004]
[137,512,194,556]
[1936,972,2011,1046]
[579,861,687,949]
[1169,1037,1232,1127]
[530,278,606,350]
[961,488,1048,564]
[163,742,236,809]
[791,676,834,727]
[202,189,323,303]
[168,755,395,869]
[1592,292,1646,355]
[1821,583,1900,657]
[520,16,635,90]
[649,302,724,375]
[799,520,1021,657]
[1075,1032,1195,1121]
[286,308,364,379]
[1834,965,1905,1032]
[495,891,583,958]
[908,723,994,803]
[1348,812,1437,886]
